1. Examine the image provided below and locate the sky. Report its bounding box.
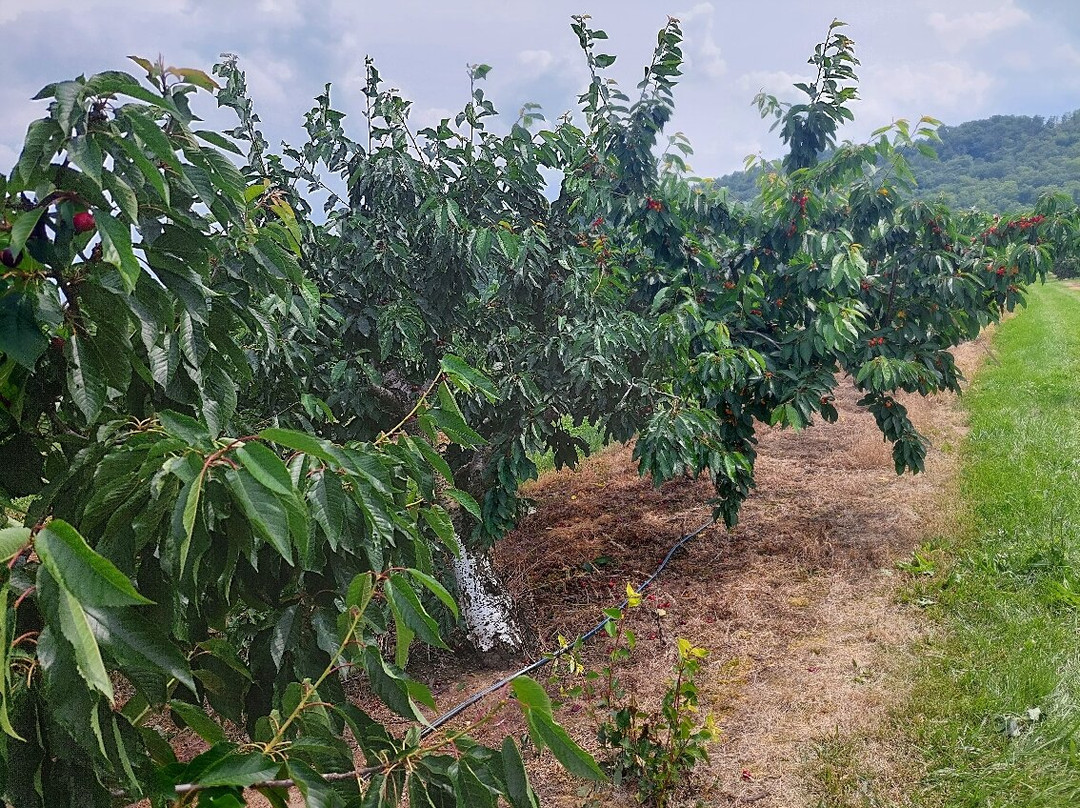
[2,0,1079,180]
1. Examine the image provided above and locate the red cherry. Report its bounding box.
[73,211,96,234]
[1,249,21,268]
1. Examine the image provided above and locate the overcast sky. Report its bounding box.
[3,0,1079,179]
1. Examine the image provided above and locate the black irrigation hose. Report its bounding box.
[420,517,716,737]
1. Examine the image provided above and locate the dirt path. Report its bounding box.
[491,336,992,807]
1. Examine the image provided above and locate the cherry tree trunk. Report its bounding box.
[450,546,527,659]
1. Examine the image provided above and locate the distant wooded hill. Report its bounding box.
[715,111,1080,212]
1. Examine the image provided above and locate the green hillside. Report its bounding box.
[715,110,1080,211]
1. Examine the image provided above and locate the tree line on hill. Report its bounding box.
[716,109,1080,212]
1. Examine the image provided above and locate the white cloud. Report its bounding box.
[239,55,298,108]
[518,50,555,73]
[676,3,727,80]
[254,0,304,26]
[736,69,813,98]
[411,106,455,131]
[857,62,994,127]
[1056,43,1080,68]
[928,1,1031,49]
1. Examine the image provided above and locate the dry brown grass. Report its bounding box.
[484,333,994,808]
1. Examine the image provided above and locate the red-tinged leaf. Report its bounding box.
[167,67,220,92]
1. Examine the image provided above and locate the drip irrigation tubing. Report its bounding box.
[159,516,717,799]
[420,516,716,737]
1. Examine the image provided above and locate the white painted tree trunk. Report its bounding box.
[451,546,526,657]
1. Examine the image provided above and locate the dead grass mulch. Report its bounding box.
[481,335,992,808]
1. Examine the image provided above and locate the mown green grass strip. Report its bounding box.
[905,280,1080,807]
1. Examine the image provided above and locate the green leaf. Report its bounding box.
[454,758,498,808]
[406,567,459,617]
[510,676,552,714]
[180,470,204,572]
[362,646,425,722]
[0,587,25,741]
[347,572,375,615]
[421,505,461,557]
[408,436,453,482]
[112,132,170,205]
[193,129,244,155]
[8,208,45,258]
[502,737,538,808]
[343,449,394,498]
[102,171,139,224]
[286,760,336,808]
[495,228,520,262]
[445,488,481,521]
[168,700,227,744]
[121,109,181,172]
[309,471,345,550]
[526,710,605,781]
[158,410,212,448]
[393,619,414,670]
[187,745,279,787]
[0,527,31,563]
[353,478,396,548]
[225,468,292,564]
[36,520,152,607]
[258,427,348,468]
[54,583,114,702]
[85,604,195,693]
[95,211,141,292]
[67,135,104,187]
[85,70,179,111]
[252,235,303,284]
[440,354,498,402]
[385,573,446,649]
[0,292,48,369]
[235,441,294,497]
[406,678,436,710]
[67,333,108,422]
[14,118,62,189]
